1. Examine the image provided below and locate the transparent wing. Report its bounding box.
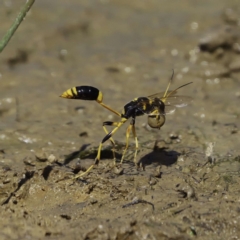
[162,95,192,108]
[147,94,192,115]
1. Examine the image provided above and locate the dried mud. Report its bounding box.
[0,0,240,239]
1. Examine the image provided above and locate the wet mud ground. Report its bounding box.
[0,0,240,239]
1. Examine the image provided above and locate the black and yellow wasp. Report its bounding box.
[60,72,192,178]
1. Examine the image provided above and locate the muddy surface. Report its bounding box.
[0,0,240,239]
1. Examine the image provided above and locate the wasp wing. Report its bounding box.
[161,95,192,107]
[163,95,192,114]
[147,93,192,115]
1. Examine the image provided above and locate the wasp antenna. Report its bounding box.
[170,69,174,81]
[163,70,174,99]
[166,81,193,99]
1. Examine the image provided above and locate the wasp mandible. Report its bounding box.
[60,72,192,178]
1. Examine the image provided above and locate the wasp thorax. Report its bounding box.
[147,114,165,129]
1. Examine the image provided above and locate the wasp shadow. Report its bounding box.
[63,144,90,165]
[63,142,179,170]
[138,148,179,167]
[63,144,122,165]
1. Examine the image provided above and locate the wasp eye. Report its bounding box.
[148,115,165,129]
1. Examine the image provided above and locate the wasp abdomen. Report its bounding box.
[60,86,103,102]
[75,86,99,100]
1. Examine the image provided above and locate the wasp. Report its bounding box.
[60,72,192,179]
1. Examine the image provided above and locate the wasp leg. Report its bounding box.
[73,118,127,179]
[103,121,119,165]
[120,118,136,164]
[120,125,132,164]
[131,123,139,166]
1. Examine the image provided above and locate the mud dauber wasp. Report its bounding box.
[60,71,192,179]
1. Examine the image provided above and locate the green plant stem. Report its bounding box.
[0,0,35,53]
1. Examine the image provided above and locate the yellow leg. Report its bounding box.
[73,119,127,179]
[132,124,139,165]
[72,163,95,179]
[72,142,103,179]
[103,122,118,165]
[120,124,132,164]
